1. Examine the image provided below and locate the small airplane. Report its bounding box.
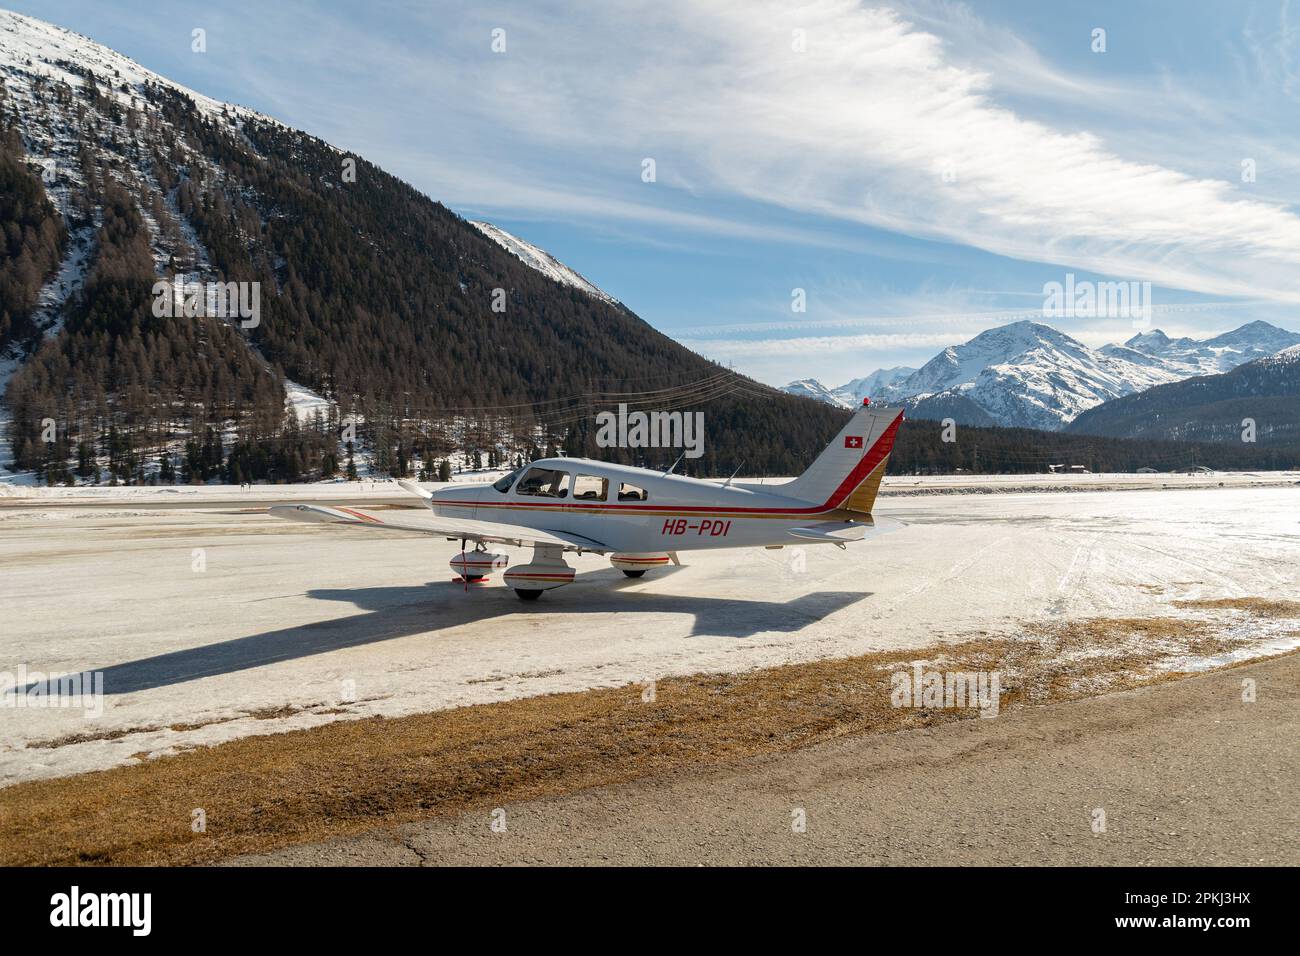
[270,399,904,599]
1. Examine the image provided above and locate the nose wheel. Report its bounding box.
[514,589,543,600]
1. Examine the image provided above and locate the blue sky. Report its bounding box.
[9,0,1300,386]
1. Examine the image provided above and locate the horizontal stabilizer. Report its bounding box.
[788,516,906,544]
[788,522,866,543]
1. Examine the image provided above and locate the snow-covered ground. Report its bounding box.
[283,380,334,423]
[1,481,1297,786]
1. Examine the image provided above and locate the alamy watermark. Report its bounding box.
[1042,273,1151,328]
[50,886,150,936]
[152,276,260,329]
[595,403,705,459]
[1,666,104,718]
[890,663,1002,718]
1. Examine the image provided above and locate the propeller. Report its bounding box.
[396,478,433,501]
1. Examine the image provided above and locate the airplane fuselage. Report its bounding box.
[427,458,870,553]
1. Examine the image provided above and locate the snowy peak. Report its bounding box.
[1123,329,1191,354]
[881,321,1101,406]
[1120,321,1300,375]
[782,378,853,408]
[781,367,912,407]
[0,8,269,125]
[838,366,915,403]
[469,220,620,308]
[1203,320,1300,355]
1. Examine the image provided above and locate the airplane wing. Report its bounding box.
[267,504,611,554]
[788,516,905,545]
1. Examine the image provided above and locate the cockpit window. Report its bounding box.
[617,482,648,502]
[573,474,608,501]
[492,468,522,493]
[515,467,571,498]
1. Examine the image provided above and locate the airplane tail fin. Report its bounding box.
[779,401,904,514]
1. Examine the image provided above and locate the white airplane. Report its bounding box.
[270,400,904,600]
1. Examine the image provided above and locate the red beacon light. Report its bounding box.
[862,397,871,406]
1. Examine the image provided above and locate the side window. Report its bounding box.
[572,474,608,501]
[492,469,521,493]
[617,482,648,502]
[515,467,571,498]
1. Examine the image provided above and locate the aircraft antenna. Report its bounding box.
[722,460,745,487]
[664,451,687,475]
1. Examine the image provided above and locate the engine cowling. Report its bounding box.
[450,551,508,580]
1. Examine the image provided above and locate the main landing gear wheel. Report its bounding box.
[621,569,647,578]
[514,588,543,601]
[462,575,485,583]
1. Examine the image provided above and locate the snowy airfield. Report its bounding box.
[2,473,1299,786]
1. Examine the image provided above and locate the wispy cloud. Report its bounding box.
[680,330,962,357]
[78,0,1300,306]
[1244,0,1300,98]
[405,0,1300,304]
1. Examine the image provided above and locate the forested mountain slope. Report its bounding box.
[1067,347,1300,446]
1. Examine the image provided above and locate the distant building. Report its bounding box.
[1136,467,1158,474]
[1067,464,1090,474]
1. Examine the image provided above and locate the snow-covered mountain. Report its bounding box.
[787,319,1300,431]
[1104,321,1300,376]
[782,366,913,407]
[469,221,620,308]
[837,366,915,404]
[885,321,1185,429]
[782,378,853,408]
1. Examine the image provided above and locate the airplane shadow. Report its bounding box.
[37,576,872,696]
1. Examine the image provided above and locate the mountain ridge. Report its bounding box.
[469,220,621,308]
[784,318,1300,430]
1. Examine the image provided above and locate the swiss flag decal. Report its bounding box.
[844,435,863,449]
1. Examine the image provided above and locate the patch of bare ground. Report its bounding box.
[26,704,330,749]
[1173,597,1300,618]
[24,725,168,749]
[1,599,1294,866]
